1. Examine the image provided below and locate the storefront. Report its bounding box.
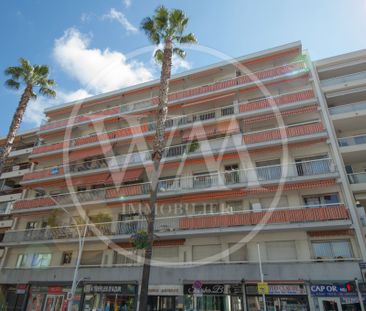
[147,285,183,311]
[245,283,309,311]
[26,284,82,311]
[81,283,137,311]
[5,284,28,311]
[183,282,244,311]
[310,283,366,311]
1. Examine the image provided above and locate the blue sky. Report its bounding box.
[1,0,366,135]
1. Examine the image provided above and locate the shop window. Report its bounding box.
[80,251,103,266]
[192,244,222,262]
[153,247,179,262]
[303,194,339,207]
[312,240,353,259]
[228,243,246,262]
[61,251,73,265]
[266,241,297,261]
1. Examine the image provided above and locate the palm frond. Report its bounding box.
[34,64,49,77]
[154,5,169,34]
[39,87,56,98]
[19,58,33,74]
[169,9,187,34]
[154,49,164,64]
[141,17,160,45]
[4,79,20,90]
[173,47,186,59]
[4,66,23,80]
[178,33,197,44]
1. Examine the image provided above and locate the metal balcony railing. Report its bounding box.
[338,134,366,147]
[321,71,366,87]
[329,101,366,115]
[39,61,308,133]
[14,158,335,210]
[3,203,348,244]
[348,172,366,184]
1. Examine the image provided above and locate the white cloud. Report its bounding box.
[123,0,132,8]
[53,28,153,93]
[80,12,94,23]
[102,8,137,33]
[24,89,91,126]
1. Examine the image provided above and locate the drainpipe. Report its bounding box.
[305,50,366,261]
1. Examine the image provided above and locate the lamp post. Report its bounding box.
[49,197,89,311]
[257,243,267,311]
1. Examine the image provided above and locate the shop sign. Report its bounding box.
[184,284,225,295]
[47,286,64,294]
[16,284,27,294]
[310,284,351,297]
[257,282,269,295]
[148,285,183,296]
[247,284,306,296]
[83,284,136,295]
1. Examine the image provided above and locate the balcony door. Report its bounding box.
[295,155,328,176]
[118,213,140,234]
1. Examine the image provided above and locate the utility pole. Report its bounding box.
[257,244,267,311]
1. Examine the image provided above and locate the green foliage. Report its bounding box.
[4,58,56,98]
[130,230,149,249]
[188,139,200,153]
[47,211,58,227]
[91,213,112,224]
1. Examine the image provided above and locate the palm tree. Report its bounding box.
[1,58,55,173]
[139,6,197,310]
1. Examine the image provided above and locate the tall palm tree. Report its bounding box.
[1,58,55,173]
[139,6,197,310]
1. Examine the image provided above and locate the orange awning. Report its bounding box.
[182,120,239,141]
[68,145,112,162]
[106,168,144,184]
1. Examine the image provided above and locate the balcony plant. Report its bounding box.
[130,230,149,250]
[188,139,200,153]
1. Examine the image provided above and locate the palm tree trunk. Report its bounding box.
[138,40,172,311]
[0,85,32,174]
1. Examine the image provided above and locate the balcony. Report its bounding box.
[39,61,308,134]
[14,158,336,211]
[23,135,242,183]
[3,203,349,245]
[321,71,366,88]
[338,134,366,147]
[243,122,325,145]
[0,163,31,179]
[329,101,366,115]
[0,201,12,214]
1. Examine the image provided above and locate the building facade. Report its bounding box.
[1,42,366,311]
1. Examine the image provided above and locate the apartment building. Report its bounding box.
[1,42,366,311]
[0,129,37,308]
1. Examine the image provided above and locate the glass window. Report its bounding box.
[26,222,37,230]
[16,254,28,267]
[312,240,353,259]
[303,194,339,207]
[153,246,179,262]
[31,253,51,267]
[226,200,243,212]
[80,251,103,266]
[114,250,136,265]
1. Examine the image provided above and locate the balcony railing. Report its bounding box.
[3,203,348,244]
[0,201,11,214]
[321,71,366,87]
[39,61,308,133]
[243,121,325,144]
[338,134,366,147]
[14,158,335,210]
[32,104,238,156]
[348,172,366,184]
[329,101,366,115]
[24,135,240,182]
[1,163,31,173]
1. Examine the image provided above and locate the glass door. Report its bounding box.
[42,295,64,311]
[319,297,342,311]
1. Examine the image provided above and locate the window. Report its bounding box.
[153,247,179,262]
[256,159,281,181]
[114,250,136,265]
[16,254,28,268]
[80,251,103,266]
[260,196,288,209]
[226,200,243,212]
[26,222,37,230]
[266,241,297,261]
[31,253,52,267]
[61,251,73,265]
[193,203,219,215]
[224,164,239,184]
[192,244,222,262]
[303,194,339,207]
[295,155,328,176]
[312,240,353,259]
[228,243,246,262]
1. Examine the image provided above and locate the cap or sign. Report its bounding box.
[257,282,269,295]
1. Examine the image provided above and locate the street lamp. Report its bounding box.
[49,197,89,311]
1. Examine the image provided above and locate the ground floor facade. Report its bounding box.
[1,261,366,310]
